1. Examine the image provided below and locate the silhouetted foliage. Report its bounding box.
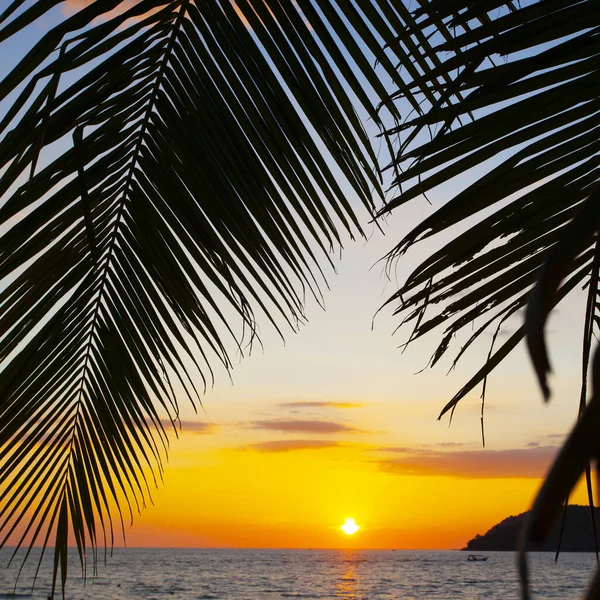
[465,506,600,553]
[1,1,599,598]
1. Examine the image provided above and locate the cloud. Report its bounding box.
[244,439,344,453]
[278,401,364,409]
[375,445,559,479]
[374,442,467,453]
[248,419,366,434]
[432,442,468,448]
[160,419,216,435]
[33,418,215,449]
[374,446,415,454]
[544,433,566,440]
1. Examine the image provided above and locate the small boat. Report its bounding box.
[467,554,488,562]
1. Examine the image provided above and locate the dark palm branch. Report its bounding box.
[382,0,600,418]
[0,0,434,592]
[379,0,600,596]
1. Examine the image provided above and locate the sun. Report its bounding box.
[341,518,360,535]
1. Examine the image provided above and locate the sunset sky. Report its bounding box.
[121,219,589,550]
[1,1,594,552]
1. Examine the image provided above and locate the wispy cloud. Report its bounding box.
[36,418,215,448]
[244,439,345,453]
[373,442,467,454]
[434,442,468,448]
[249,419,367,434]
[374,446,415,454]
[375,446,559,479]
[160,419,216,435]
[278,401,364,409]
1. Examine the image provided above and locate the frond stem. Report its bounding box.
[54,0,191,559]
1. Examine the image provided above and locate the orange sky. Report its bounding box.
[7,225,590,552]
[117,429,589,550]
[109,224,591,551]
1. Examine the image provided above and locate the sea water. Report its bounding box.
[0,548,595,599]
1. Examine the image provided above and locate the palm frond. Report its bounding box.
[0,0,432,592]
[381,0,600,416]
[382,2,600,594]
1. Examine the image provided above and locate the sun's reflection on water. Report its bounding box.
[335,552,360,599]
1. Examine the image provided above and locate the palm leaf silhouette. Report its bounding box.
[382,0,599,416]
[5,1,600,597]
[379,0,600,595]
[0,0,437,592]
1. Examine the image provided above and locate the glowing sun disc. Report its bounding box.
[341,518,359,535]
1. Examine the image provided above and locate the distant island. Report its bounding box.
[464,505,600,552]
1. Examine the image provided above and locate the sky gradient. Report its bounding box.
[1,0,595,553]
[116,214,591,550]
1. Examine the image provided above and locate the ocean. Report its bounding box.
[0,548,596,599]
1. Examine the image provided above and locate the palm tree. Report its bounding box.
[1,0,597,598]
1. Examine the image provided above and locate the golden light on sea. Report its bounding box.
[341,518,359,535]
